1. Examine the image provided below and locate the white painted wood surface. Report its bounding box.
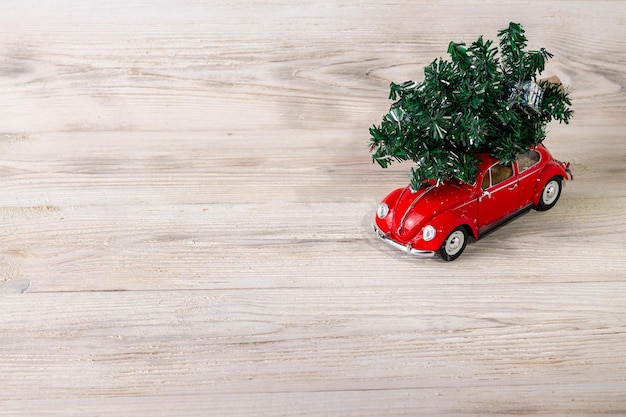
[1,1,625,415]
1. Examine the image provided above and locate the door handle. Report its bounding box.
[508,184,518,190]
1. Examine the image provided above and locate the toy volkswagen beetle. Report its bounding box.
[373,144,572,261]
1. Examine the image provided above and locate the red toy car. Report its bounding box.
[373,144,572,261]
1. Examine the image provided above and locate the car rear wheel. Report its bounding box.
[535,176,562,211]
[439,226,468,261]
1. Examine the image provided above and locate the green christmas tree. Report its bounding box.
[369,22,573,190]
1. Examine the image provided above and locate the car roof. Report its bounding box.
[476,144,546,172]
[476,153,500,172]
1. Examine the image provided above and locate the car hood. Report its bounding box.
[391,182,472,239]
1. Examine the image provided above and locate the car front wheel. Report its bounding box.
[438,226,468,261]
[535,176,562,211]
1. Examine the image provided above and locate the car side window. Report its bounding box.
[482,163,513,189]
[516,150,540,172]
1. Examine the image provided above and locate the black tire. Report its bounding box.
[438,226,468,261]
[535,176,562,211]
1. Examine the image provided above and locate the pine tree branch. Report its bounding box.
[369,22,574,187]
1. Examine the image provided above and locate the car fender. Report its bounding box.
[380,187,404,207]
[533,163,568,205]
[375,187,404,230]
[417,205,478,251]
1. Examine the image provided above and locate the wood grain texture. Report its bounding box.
[0,1,625,416]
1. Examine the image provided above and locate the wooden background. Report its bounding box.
[1,1,625,415]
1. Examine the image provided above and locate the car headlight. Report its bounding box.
[377,203,389,219]
[422,225,436,241]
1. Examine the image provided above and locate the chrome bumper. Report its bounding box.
[373,224,435,257]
